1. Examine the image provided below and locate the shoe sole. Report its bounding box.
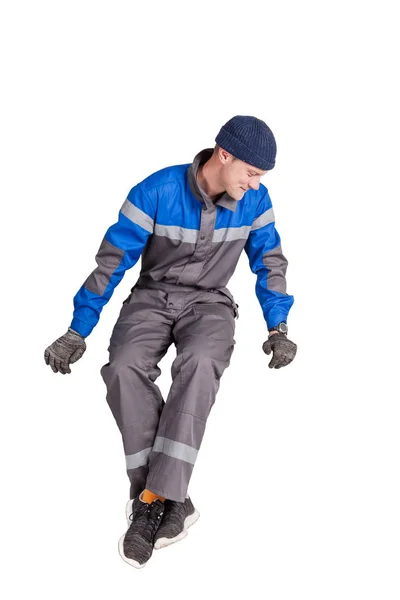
[125,499,200,550]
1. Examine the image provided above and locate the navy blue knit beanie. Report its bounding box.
[215,115,276,170]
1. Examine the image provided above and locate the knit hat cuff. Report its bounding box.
[216,127,275,170]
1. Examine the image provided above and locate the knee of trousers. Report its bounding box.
[100,353,161,425]
[183,343,234,381]
[101,347,152,386]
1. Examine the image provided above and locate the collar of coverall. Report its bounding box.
[188,148,238,213]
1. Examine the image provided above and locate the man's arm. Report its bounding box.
[70,183,157,337]
[244,188,294,330]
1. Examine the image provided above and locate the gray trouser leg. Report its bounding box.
[100,288,172,499]
[145,299,235,502]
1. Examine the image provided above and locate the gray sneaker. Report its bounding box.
[153,497,200,550]
[118,495,164,568]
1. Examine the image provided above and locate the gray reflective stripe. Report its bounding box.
[121,199,154,233]
[251,207,275,231]
[213,225,252,243]
[125,447,152,470]
[152,436,198,465]
[154,224,198,243]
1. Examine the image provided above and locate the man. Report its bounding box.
[44,115,297,569]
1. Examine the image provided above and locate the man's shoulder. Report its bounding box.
[252,182,271,206]
[258,182,269,196]
[139,161,191,193]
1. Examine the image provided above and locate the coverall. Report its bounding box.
[70,148,294,502]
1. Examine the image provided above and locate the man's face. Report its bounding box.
[220,153,268,200]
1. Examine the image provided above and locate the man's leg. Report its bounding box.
[100,287,172,499]
[145,293,236,502]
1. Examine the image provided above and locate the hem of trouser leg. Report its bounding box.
[146,485,186,503]
[130,486,145,501]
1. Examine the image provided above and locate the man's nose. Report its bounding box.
[249,178,260,190]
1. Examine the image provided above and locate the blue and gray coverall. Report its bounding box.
[70,148,294,502]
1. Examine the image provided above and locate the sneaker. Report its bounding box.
[118,494,164,568]
[153,497,200,550]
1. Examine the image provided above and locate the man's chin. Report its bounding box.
[229,188,245,200]
[236,189,246,200]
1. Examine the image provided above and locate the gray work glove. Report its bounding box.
[44,328,86,374]
[262,333,297,369]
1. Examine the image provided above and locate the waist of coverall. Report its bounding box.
[134,275,239,318]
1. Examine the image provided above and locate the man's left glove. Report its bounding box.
[262,334,297,369]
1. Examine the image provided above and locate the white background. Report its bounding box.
[1,1,399,598]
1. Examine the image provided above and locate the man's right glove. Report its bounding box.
[44,328,86,374]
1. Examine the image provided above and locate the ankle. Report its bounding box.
[141,488,166,504]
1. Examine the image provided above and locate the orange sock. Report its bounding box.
[141,488,166,504]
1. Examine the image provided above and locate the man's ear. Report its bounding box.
[218,147,235,165]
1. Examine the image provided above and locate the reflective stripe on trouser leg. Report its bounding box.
[100,298,172,500]
[146,301,235,502]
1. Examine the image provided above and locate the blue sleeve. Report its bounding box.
[70,183,156,337]
[244,189,294,330]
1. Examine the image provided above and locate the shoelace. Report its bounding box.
[142,502,164,540]
[128,501,164,541]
